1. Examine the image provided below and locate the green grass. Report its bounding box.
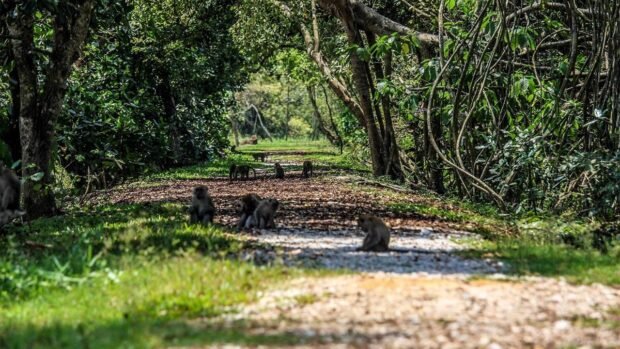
[0,202,318,348]
[236,138,335,153]
[142,139,369,182]
[143,154,271,182]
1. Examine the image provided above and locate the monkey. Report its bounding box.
[274,163,284,179]
[251,153,267,162]
[301,160,314,178]
[238,165,256,180]
[236,193,262,230]
[0,167,25,227]
[189,186,215,224]
[229,164,237,181]
[249,198,280,229]
[356,215,390,252]
[229,164,256,181]
[0,167,21,212]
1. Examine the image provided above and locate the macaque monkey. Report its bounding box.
[229,164,256,181]
[249,198,280,229]
[301,161,313,178]
[356,215,390,252]
[251,153,267,162]
[0,167,21,212]
[189,186,215,224]
[229,164,237,181]
[0,167,24,226]
[274,163,284,179]
[236,193,262,230]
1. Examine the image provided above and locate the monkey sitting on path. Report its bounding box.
[274,163,284,179]
[189,186,215,224]
[301,160,313,178]
[356,215,390,252]
[236,193,261,230]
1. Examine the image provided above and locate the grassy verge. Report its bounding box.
[0,202,315,348]
[390,196,619,285]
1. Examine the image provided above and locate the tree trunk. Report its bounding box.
[8,1,95,218]
[155,70,181,165]
[429,107,445,194]
[339,14,386,175]
[307,86,340,145]
[380,52,403,180]
[4,65,22,162]
[284,81,291,140]
[321,86,344,153]
[230,115,240,147]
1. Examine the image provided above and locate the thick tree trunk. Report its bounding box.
[339,14,386,175]
[8,10,56,217]
[8,0,95,218]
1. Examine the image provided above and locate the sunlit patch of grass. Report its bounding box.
[237,138,334,153]
[143,155,271,182]
[464,237,620,285]
[0,257,306,349]
[0,200,323,348]
[0,202,245,302]
[572,308,620,330]
[387,196,511,238]
[294,293,320,306]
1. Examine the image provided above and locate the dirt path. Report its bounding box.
[103,173,620,348]
[214,275,620,349]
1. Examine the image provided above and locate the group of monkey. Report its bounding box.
[228,159,314,181]
[2,162,392,252]
[188,181,393,252]
[189,186,280,230]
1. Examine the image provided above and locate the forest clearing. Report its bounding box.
[1,1,619,348]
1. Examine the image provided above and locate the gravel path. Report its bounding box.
[254,227,504,276]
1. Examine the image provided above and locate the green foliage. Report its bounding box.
[55,0,244,190]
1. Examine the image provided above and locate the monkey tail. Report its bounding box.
[252,168,256,179]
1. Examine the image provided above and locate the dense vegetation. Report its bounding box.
[2,0,618,218]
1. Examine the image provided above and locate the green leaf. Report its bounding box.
[30,172,45,182]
